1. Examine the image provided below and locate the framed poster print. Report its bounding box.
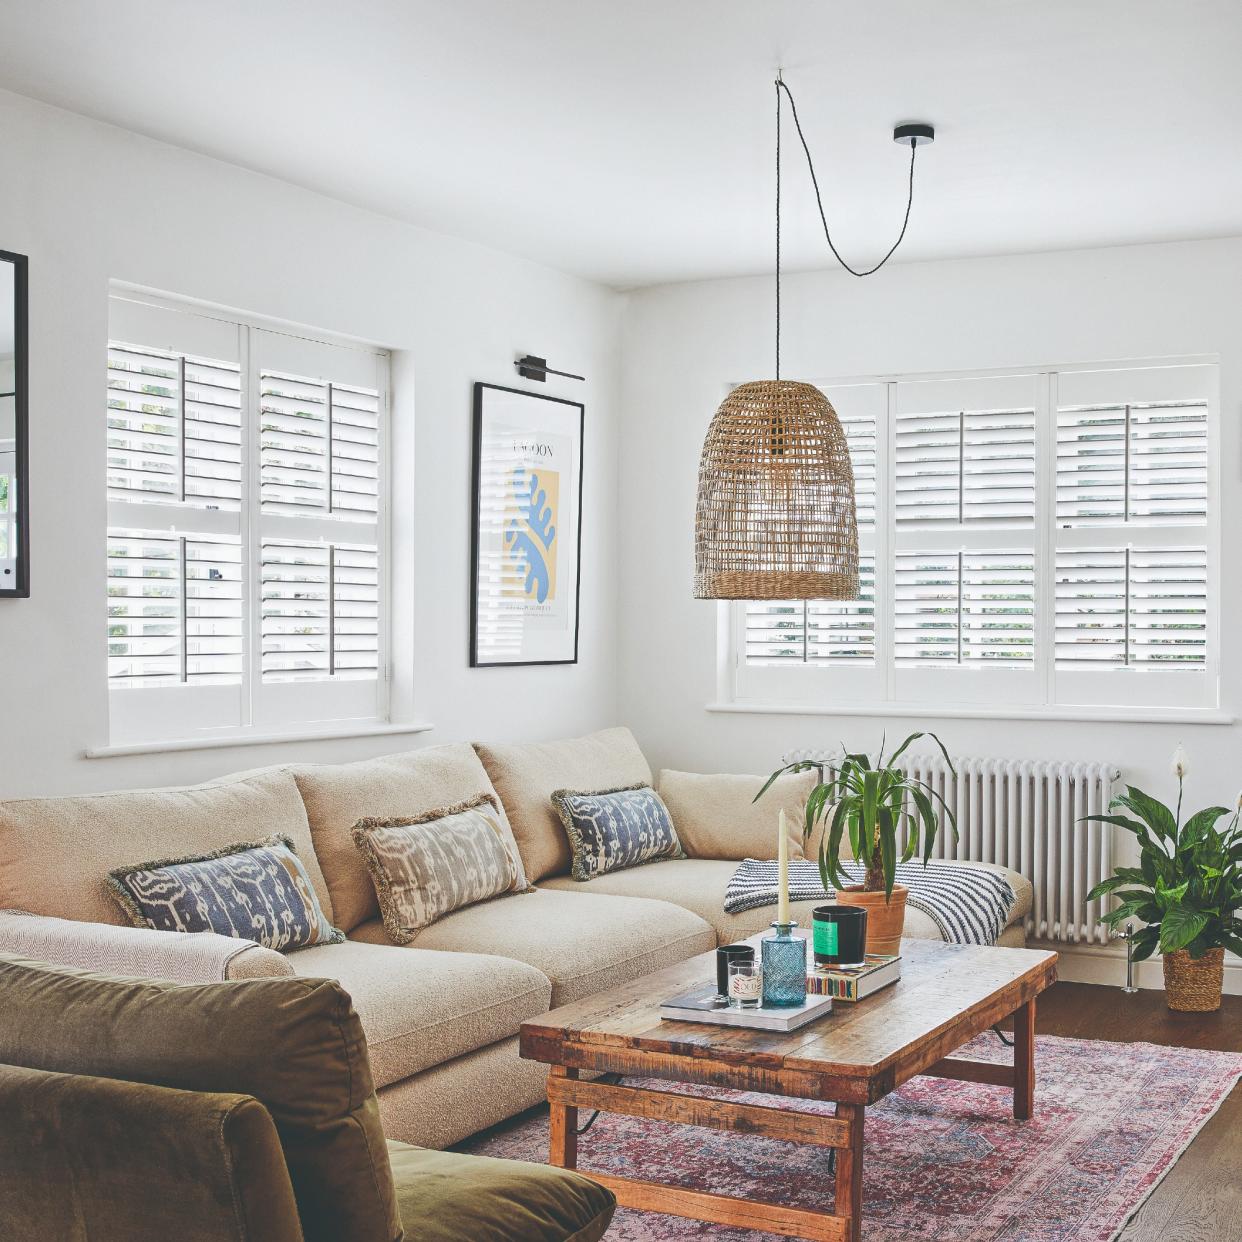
[470,383,584,666]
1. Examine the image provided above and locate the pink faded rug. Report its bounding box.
[457,1035,1242,1241]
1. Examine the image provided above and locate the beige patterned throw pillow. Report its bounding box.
[351,795,521,944]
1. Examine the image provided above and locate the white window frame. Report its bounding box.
[719,355,1225,725]
[106,289,392,748]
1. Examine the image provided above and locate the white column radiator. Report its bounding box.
[903,756,1119,945]
[786,751,1120,945]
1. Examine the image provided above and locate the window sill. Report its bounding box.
[84,720,435,759]
[706,701,1234,726]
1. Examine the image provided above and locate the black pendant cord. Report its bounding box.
[775,77,919,282]
[775,75,782,381]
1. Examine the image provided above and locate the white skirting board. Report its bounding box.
[1039,941,1242,995]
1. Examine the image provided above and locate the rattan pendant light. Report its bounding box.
[694,77,933,601]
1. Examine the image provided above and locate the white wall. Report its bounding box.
[0,89,622,798]
[618,237,1242,985]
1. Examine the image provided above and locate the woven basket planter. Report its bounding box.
[1163,947,1224,1012]
[694,380,858,600]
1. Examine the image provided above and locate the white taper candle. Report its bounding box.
[777,808,791,925]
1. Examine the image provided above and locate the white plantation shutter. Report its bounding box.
[1057,401,1208,526]
[895,384,1036,528]
[1051,364,1215,707]
[250,329,385,726]
[1054,547,1208,670]
[104,296,389,745]
[894,550,1035,666]
[107,532,243,684]
[261,541,380,680]
[891,375,1040,703]
[107,344,244,508]
[838,409,876,529]
[744,559,876,665]
[260,373,380,517]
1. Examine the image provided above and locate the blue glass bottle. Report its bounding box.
[761,922,808,1008]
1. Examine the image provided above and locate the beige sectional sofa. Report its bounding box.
[0,726,1031,1149]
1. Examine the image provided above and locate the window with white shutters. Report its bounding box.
[105,294,389,746]
[730,361,1219,717]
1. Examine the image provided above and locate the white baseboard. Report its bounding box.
[1033,940,1242,995]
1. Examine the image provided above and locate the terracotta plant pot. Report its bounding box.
[835,885,908,956]
[1163,947,1224,1013]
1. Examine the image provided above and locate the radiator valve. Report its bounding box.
[1116,922,1140,994]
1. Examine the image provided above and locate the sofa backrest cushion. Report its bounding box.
[656,768,817,861]
[0,952,401,1242]
[292,744,526,933]
[0,768,331,928]
[474,727,653,882]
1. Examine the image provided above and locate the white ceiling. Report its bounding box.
[1,0,1240,289]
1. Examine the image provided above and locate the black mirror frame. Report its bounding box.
[0,248,28,598]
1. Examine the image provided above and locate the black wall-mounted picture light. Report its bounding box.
[515,355,585,383]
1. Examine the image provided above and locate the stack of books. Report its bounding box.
[659,987,834,1032]
[806,954,902,1001]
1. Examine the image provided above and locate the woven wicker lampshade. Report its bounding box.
[694,380,859,600]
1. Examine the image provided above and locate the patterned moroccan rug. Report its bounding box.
[457,1034,1242,1241]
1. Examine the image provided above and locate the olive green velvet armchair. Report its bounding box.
[0,952,615,1242]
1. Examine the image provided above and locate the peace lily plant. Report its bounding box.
[1086,744,1242,1012]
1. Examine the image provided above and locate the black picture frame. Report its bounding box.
[470,382,584,667]
[0,248,29,599]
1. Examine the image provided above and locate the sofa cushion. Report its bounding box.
[656,768,817,861]
[541,859,773,943]
[293,744,527,934]
[352,887,716,1006]
[552,784,684,881]
[107,834,343,950]
[352,797,522,943]
[541,858,1034,946]
[288,939,551,1088]
[475,727,652,882]
[0,768,331,928]
[388,1142,615,1242]
[0,952,400,1242]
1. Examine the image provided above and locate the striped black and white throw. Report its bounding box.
[724,859,1017,947]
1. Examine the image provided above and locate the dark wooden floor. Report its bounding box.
[1006,981,1242,1241]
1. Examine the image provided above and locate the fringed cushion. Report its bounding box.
[106,834,343,951]
[351,796,521,943]
[551,784,684,882]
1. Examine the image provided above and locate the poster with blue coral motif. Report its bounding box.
[470,383,583,666]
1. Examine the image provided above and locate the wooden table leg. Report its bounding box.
[1013,998,1035,1121]
[548,1065,579,1168]
[834,1103,865,1242]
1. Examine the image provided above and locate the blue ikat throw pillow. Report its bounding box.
[107,834,344,951]
[551,784,685,882]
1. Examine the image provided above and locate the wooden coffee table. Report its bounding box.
[521,937,1057,1242]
